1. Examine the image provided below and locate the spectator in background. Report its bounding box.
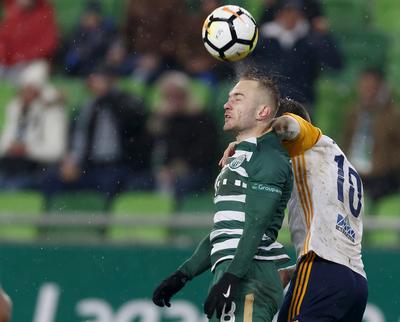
[147,71,218,202]
[0,61,67,190]
[249,0,342,114]
[176,0,235,84]
[123,0,189,83]
[42,66,152,200]
[342,68,400,202]
[63,0,116,76]
[259,0,329,33]
[102,39,136,77]
[0,0,59,82]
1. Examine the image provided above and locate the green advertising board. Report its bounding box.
[0,243,398,322]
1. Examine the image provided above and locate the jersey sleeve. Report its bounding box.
[178,234,211,279]
[282,113,322,157]
[226,151,291,278]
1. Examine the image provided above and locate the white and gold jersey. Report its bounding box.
[283,114,366,278]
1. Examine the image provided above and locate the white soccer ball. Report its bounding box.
[202,5,258,62]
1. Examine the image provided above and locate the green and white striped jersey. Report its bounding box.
[210,131,293,275]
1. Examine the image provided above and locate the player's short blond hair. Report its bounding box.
[238,68,280,114]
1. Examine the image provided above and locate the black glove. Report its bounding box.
[152,270,189,307]
[204,272,240,319]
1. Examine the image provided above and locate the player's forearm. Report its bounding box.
[273,116,300,141]
[178,234,212,279]
[226,222,267,278]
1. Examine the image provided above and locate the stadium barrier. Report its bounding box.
[0,243,398,322]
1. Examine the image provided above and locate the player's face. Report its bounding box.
[223,80,260,132]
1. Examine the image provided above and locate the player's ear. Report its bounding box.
[256,105,272,121]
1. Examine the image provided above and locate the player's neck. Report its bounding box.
[236,125,271,142]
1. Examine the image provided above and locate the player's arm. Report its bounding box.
[178,233,212,278]
[153,234,211,307]
[272,113,322,156]
[0,288,11,322]
[205,188,282,318]
[204,153,288,319]
[225,184,282,277]
[278,264,296,288]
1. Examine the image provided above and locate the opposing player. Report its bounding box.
[221,98,368,321]
[0,288,12,322]
[152,71,293,322]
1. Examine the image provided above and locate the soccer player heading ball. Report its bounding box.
[202,5,258,62]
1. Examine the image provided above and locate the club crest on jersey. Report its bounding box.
[229,154,246,169]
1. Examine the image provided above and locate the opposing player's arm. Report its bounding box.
[273,113,322,156]
[178,233,212,279]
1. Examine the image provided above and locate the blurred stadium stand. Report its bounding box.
[0,0,399,249]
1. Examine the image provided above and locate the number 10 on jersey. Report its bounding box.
[334,154,363,217]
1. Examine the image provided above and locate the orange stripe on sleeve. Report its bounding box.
[282,113,322,157]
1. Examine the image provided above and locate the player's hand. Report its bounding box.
[278,265,296,289]
[219,141,238,167]
[152,270,188,307]
[60,160,81,182]
[6,142,26,157]
[204,272,240,319]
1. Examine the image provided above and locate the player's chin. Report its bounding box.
[223,120,234,131]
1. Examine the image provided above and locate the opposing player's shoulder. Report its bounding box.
[282,113,322,156]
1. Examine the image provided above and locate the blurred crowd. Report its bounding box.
[0,0,399,208]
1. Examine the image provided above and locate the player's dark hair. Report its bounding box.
[238,67,280,112]
[277,98,311,122]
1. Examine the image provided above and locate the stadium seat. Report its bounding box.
[314,77,355,139]
[0,81,17,132]
[190,79,213,108]
[52,77,90,116]
[43,191,109,241]
[0,191,44,240]
[174,192,214,243]
[243,0,265,21]
[210,81,235,148]
[108,192,174,243]
[387,36,400,85]
[178,192,214,213]
[372,0,400,33]
[324,0,369,31]
[46,191,108,213]
[118,78,148,101]
[335,29,389,79]
[52,0,127,35]
[368,194,400,247]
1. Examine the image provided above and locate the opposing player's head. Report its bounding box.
[223,69,280,138]
[277,98,311,122]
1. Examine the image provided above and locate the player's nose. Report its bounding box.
[224,101,232,110]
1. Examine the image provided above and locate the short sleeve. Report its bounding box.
[282,113,322,156]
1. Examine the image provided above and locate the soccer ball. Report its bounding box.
[202,5,258,62]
